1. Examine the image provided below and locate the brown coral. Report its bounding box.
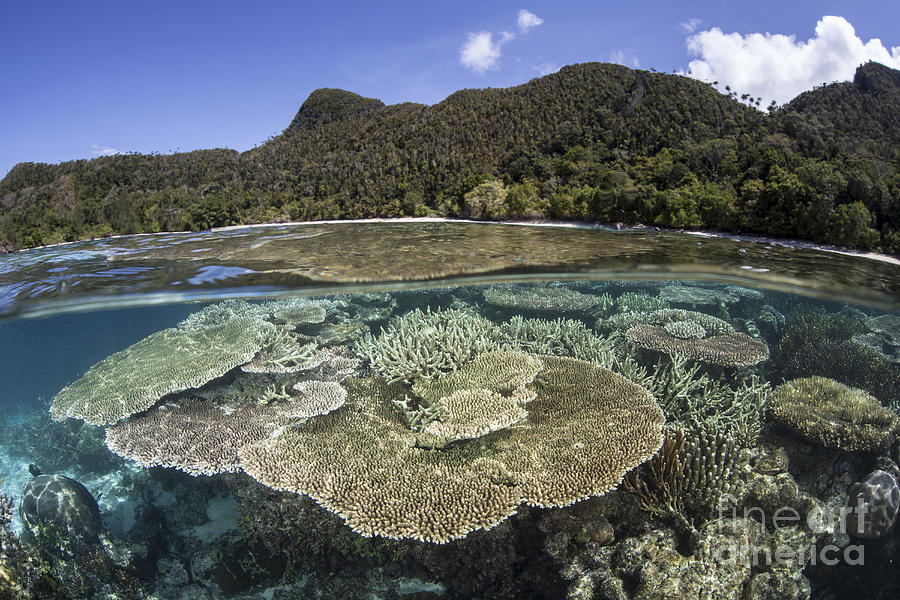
[626,324,769,367]
[239,355,663,543]
[104,381,346,476]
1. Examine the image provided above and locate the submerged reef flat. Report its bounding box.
[4,281,899,599]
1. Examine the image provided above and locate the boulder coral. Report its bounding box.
[767,376,900,452]
[845,469,900,539]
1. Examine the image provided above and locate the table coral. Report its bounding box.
[239,355,664,543]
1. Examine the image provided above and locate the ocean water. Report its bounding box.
[0,221,898,600]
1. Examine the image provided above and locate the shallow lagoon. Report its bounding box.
[0,221,898,599]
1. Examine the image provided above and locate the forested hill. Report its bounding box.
[2,61,899,253]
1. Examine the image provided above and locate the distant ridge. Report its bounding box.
[2,61,899,253]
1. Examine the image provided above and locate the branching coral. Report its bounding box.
[614,291,669,314]
[242,329,325,374]
[623,426,743,548]
[498,315,622,368]
[354,307,502,383]
[643,355,769,445]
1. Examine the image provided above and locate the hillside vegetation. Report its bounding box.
[2,61,899,253]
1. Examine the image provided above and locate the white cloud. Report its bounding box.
[685,16,900,105]
[518,9,544,32]
[678,18,701,34]
[91,144,120,156]
[460,31,510,73]
[460,10,544,74]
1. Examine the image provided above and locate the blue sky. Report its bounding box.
[1,1,898,178]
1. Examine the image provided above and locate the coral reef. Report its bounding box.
[658,283,742,306]
[239,356,664,543]
[105,381,346,476]
[853,314,900,364]
[623,427,743,547]
[614,291,669,314]
[51,317,275,425]
[768,376,900,452]
[845,469,900,539]
[402,351,542,445]
[499,315,624,369]
[627,323,769,367]
[482,284,603,313]
[780,338,900,403]
[602,307,736,335]
[354,307,502,383]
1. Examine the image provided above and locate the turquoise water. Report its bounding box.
[0,221,897,599]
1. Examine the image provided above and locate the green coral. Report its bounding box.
[51,317,275,425]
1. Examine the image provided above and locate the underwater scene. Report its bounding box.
[0,222,898,600]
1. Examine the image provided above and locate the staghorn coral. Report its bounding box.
[51,317,275,425]
[105,381,346,476]
[642,355,769,445]
[354,307,502,383]
[623,426,743,540]
[239,355,664,543]
[680,426,742,516]
[482,284,600,313]
[498,315,624,369]
[626,323,769,367]
[614,291,669,314]
[768,376,900,452]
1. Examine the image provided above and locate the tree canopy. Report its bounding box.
[2,61,899,253]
